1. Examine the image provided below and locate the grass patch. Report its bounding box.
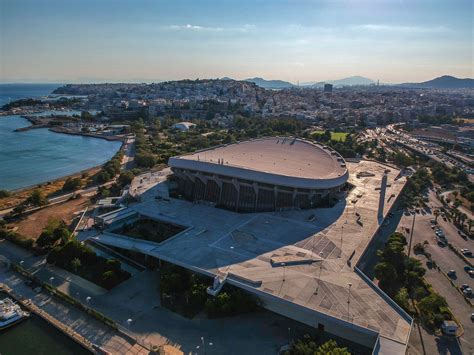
[311,130,349,142]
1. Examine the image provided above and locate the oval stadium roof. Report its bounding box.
[169,137,349,190]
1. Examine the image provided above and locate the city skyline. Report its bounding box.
[1,0,473,83]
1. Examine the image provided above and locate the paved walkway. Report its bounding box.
[0,270,148,354]
[0,238,307,355]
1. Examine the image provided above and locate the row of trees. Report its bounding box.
[283,337,350,355]
[95,150,124,183]
[374,233,452,329]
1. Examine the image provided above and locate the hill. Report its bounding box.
[244,77,294,89]
[303,76,375,87]
[398,75,474,89]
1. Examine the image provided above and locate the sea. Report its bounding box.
[0,84,121,191]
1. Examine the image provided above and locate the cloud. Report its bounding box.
[355,24,452,34]
[164,24,256,33]
[165,24,223,31]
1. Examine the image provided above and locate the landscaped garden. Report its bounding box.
[114,218,186,244]
[159,261,260,318]
[47,239,131,289]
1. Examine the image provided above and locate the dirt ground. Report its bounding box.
[11,196,91,239]
[0,167,100,210]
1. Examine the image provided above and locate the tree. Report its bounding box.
[316,340,350,355]
[433,209,440,223]
[0,190,11,199]
[62,177,82,191]
[71,257,82,273]
[12,203,27,215]
[135,152,156,168]
[28,189,46,207]
[283,337,350,355]
[118,171,134,186]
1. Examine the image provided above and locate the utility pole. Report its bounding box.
[407,211,416,257]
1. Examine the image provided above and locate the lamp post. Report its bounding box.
[340,225,344,255]
[282,263,286,282]
[347,283,352,320]
[126,318,132,330]
[315,252,324,295]
[86,296,91,306]
[49,276,54,287]
[19,260,24,268]
[199,336,212,355]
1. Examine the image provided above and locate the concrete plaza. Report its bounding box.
[89,159,413,354]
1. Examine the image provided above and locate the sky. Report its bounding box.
[1,0,473,84]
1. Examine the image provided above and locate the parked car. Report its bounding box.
[462,287,472,296]
[448,270,456,277]
[461,249,472,257]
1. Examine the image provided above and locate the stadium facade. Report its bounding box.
[168,137,349,212]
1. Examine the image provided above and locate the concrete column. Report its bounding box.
[253,182,259,212]
[232,178,240,211]
[274,186,278,211]
[215,177,224,205]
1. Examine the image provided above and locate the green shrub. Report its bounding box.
[0,190,11,199]
[0,227,33,249]
[62,177,82,191]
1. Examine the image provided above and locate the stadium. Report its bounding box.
[168,137,349,212]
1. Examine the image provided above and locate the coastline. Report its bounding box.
[0,139,126,210]
[49,127,125,141]
[0,114,125,193]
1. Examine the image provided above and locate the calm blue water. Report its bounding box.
[0,84,120,191]
[0,116,121,191]
[0,83,61,107]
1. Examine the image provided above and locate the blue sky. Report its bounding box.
[1,0,472,83]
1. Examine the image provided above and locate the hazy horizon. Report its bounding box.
[1,0,473,84]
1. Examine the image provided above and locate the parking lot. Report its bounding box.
[397,191,473,354]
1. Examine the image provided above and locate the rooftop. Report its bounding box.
[90,160,411,353]
[171,137,347,181]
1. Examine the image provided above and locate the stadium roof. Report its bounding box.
[169,137,349,190]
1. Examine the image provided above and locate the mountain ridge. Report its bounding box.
[397,75,474,89]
